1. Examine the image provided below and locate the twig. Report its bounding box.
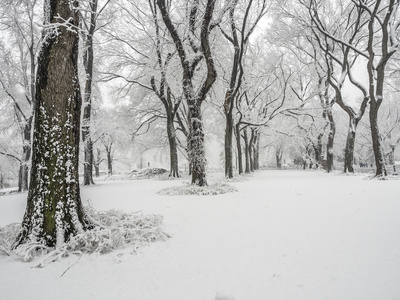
[60,255,82,278]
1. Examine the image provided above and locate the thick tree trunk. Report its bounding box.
[188,104,207,186]
[344,118,357,173]
[14,0,92,248]
[315,133,323,168]
[344,131,356,173]
[235,123,243,174]
[369,101,387,176]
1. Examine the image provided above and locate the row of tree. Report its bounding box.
[1,0,399,191]
[96,0,400,180]
[0,0,399,249]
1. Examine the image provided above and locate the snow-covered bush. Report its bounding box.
[0,206,170,267]
[128,168,168,179]
[153,173,190,181]
[158,182,237,196]
[0,223,21,256]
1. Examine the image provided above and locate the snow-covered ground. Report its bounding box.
[0,170,399,300]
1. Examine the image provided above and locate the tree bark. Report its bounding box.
[18,116,33,192]
[225,103,234,178]
[14,0,92,248]
[276,148,283,169]
[326,109,335,173]
[235,122,243,174]
[343,118,356,172]
[188,104,207,186]
[167,114,179,177]
[94,148,101,177]
[105,144,113,176]
[311,132,323,169]
[243,128,250,174]
[369,100,387,176]
[248,128,255,172]
[254,130,260,170]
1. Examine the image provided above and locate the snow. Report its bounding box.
[1,170,400,300]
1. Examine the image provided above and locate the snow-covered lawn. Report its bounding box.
[0,170,399,300]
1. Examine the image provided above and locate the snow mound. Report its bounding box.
[363,174,399,180]
[127,168,168,179]
[223,174,250,182]
[0,206,170,267]
[158,182,237,196]
[215,291,235,300]
[153,173,190,181]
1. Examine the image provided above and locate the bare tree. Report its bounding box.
[0,0,41,192]
[218,0,268,178]
[80,0,111,185]
[149,0,182,177]
[156,0,220,186]
[307,0,400,177]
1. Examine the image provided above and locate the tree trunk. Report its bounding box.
[167,114,179,177]
[243,128,250,174]
[254,131,260,170]
[248,129,255,172]
[94,162,100,177]
[235,122,243,174]
[94,148,101,177]
[83,138,94,184]
[81,0,97,186]
[369,101,387,176]
[225,105,234,178]
[276,147,283,169]
[344,117,357,173]
[326,109,335,173]
[106,147,112,176]
[188,104,207,186]
[14,0,92,248]
[18,116,32,192]
[316,133,323,167]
